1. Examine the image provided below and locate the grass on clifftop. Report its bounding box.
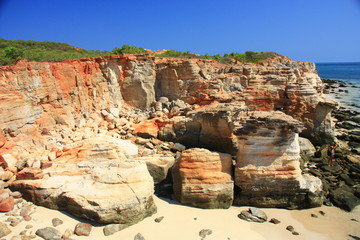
[0,38,277,66]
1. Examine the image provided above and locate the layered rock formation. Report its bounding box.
[164,104,323,208]
[10,135,157,224]
[233,112,323,208]
[172,148,234,209]
[0,53,337,222]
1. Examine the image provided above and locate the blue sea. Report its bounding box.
[316,62,360,112]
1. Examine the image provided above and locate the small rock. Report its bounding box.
[23,215,32,221]
[145,142,154,149]
[319,210,325,216]
[349,234,360,240]
[103,224,128,236]
[238,207,268,223]
[52,218,63,227]
[35,227,61,240]
[269,218,281,224]
[10,219,20,227]
[134,233,145,240]
[0,196,14,212]
[311,213,318,218]
[154,216,164,223]
[61,228,73,239]
[74,223,92,236]
[286,225,299,235]
[20,205,33,217]
[25,225,33,229]
[199,229,213,238]
[10,236,20,240]
[0,222,11,238]
[171,143,186,152]
[11,191,22,199]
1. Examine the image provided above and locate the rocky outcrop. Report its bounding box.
[233,112,323,208]
[0,53,339,216]
[10,136,157,225]
[172,148,234,209]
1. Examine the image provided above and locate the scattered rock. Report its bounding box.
[103,224,128,236]
[74,223,92,236]
[134,232,146,240]
[61,228,73,239]
[154,216,164,223]
[0,222,11,238]
[329,186,360,211]
[238,207,268,223]
[0,196,14,212]
[319,210,326,216]
[52,218,63,227]
[35,227,61,240]
[171,143,186,152]
[199,229,213,239]
[311,213,318,218]
[348,234,360,240]
[269,218,281,224]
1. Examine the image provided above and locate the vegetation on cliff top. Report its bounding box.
[0,39,277,66]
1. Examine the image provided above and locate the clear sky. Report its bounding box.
[0,0,359,62]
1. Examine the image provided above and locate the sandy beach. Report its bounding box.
[1,195,359,240]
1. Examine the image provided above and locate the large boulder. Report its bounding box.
[10,135,157,225]
[233,111,324,208]
[172,148,234,209]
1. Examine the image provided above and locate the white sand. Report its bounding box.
[1,196,359,240]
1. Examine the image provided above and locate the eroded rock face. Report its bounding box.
[10,136,157,225]
[233,112,323,208]
[172,148,234,209]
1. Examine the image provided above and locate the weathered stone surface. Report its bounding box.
[0,196,14,212]
[103,223,128,236]
[52,218,63,227]
[10,136,156,225]
[299,137,316,156]
[172,148,234,209]
[0,222,11,238]
[329,186,360,211]
[74,223,92,236]
[238,207,268,223]
[233,111,323,208]
[134,156,175,183]
[35,227,61,240]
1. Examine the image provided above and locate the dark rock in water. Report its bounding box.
[74,223,92,236]
[134,233,146,240]
[35,227,61,240]
[329,186,360,211]
[238,207,268,223]
[269,218,281,224]
[199,229,213,238]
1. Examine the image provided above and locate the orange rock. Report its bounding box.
[16,168,44,180]
[133,119,159,139]
[0,196,14,212]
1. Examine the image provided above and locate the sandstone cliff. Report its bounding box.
[0,54,335,223]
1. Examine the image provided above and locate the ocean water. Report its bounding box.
[316,62,360,112]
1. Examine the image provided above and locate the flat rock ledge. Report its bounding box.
[10,136,157,225]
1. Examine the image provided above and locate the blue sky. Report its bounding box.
[0,0,359,62]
